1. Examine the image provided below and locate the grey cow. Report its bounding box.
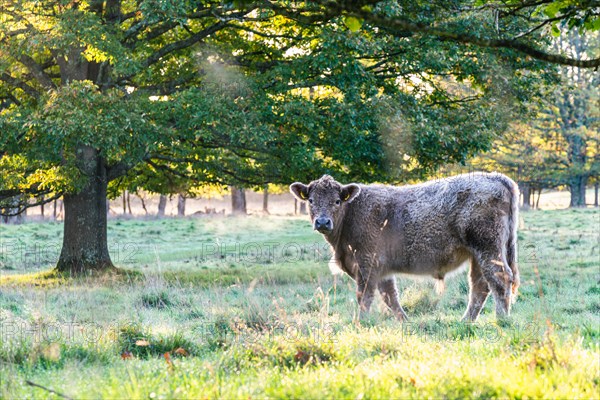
[290,173,520,321]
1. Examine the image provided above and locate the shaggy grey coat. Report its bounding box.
[290,172,520,321]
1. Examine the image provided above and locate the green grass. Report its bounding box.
[1,210,599,398]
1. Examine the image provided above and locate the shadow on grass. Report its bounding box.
[0,262,324,289]
[0,267,144,288]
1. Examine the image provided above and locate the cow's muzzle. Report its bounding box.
[314,217,333,233]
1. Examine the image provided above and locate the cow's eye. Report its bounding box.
[308,198,313,204]
[335,199,341,205]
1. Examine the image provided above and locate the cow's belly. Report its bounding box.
[384,239,470,278]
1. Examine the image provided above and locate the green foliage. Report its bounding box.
[471,0,600,35]
[26,81,162,166]
[470,31,599,198]
[1,0,557,206]
[538,0,600,33]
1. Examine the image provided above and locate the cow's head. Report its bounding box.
[290,175,361,234]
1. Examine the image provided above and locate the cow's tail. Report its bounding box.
[503,175,520,301]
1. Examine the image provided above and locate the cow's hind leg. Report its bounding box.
[378,277,408,321]
[475,250,513,319]
[462,257,490,321]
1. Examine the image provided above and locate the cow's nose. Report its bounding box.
[314,217,332,232]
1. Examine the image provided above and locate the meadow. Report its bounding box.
[1,207,599,398]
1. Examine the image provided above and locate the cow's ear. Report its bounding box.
[341,184,360,203]
[290,182,309,201]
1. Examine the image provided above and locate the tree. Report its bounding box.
[470,122,560,209]
[316,0,600,68]
[230,186,247,215]
[544,33,600,207]
[177,193,186,216]
[262,184,270,215]
[157,195,167,217]
[1,0,560,273]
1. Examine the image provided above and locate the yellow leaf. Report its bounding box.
[344,16,363,32]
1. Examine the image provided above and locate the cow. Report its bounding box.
[290,173,520,322]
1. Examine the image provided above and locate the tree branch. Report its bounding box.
[25,380,72,400]
[512,13,576,40]
[141,21,228,68]
[145,158,224,186]
[228,24,309,40]
[106,160,135,181]
[135,74,199,95]
[0,73,40,98]
[123,8,213,41]
[17,54,57,89]
[321,0,600,68]
[0,193,63,217]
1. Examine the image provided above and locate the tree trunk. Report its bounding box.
[122,190,127,214]
[299,201,307,215]
[157,194,167,216]
[56,146,114,274]
[127,191,132,214]
[177,194,186,216]
[595,182,599,207]
[568,175,588,208]
[262,184,269,214]
[535,188,542,210]
[231,186,247,215]
[17,207,25,223]
[520,183,531,210]
[53,198,58,220]
[139,193,148,214]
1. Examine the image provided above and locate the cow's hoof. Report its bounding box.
[495,315,513,329]
[395,313,409,323]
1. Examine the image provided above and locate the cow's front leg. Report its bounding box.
[378,277,408,321]
[356,267,377,321]
[462,257,490,322]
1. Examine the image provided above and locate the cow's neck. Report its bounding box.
[322,229,341,248]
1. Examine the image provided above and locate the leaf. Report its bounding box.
[121,351,133,360]
[135,339,150,346]
[543,2,563,19]
[550,24,561,37]
[344,16,363,32]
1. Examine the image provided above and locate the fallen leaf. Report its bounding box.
[174,347,188,357]
[164,352,173,369]
[41,343,61,361]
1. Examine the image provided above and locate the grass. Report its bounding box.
[1,210,599,399]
